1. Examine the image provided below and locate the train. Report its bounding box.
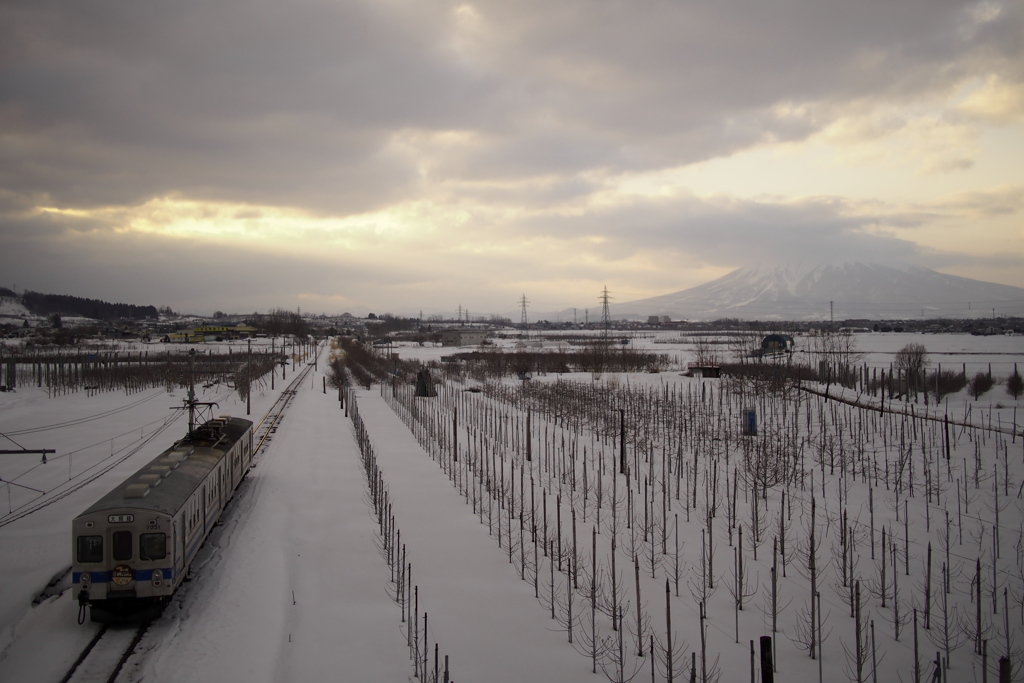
[71,414,254,623]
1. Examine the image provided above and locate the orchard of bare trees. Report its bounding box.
[0,346,281,400]
[364,351,1022,683]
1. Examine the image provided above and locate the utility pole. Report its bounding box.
[188,348,197,434]
[181,348,218,437]
[619,409,627,474]
[246,339,251,416]
[519,294,530,338]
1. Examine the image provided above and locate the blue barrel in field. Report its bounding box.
[742,407,757,436]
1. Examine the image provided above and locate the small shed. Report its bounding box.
[686,362,721,378]
[761,334,794,354]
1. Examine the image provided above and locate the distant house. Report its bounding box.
[647,315,671,325]
[761,334,794,354]
[439,329,488,347]
[163,331,204,343]
[193,324,257,340]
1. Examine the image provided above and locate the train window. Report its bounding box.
[77,535,103,563]
[112,530,132,561]
[140,533,167,561]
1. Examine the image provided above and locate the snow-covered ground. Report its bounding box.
[0,344,600,683]
[0,332,1020,682]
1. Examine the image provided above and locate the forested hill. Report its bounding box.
[21,291,159,320]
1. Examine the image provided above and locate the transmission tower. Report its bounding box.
[519,294,530,338]
[599,286,612,339]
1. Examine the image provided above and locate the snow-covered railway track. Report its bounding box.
[59,622,148,683]
[252,361,315,456]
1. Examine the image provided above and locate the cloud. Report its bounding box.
[936,185,1024,216]
[956,75,1024,123]
[1,0,1022,312]
[4,0,1021,211]
[3,177,1021,314]
[0,205,412,314]
[0,0,493,213]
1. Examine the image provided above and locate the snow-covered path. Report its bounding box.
[135,370,412,682]
[354,387,595,683]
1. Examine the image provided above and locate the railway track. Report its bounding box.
[55,358,319,683]
[252,359,316,456]
[59,622,148,683]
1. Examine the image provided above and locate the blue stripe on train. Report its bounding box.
[73,568,174,584]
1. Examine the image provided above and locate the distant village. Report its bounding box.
[4,299,1019,352]
[1,286,1021,350]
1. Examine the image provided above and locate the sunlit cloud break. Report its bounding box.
[1,0,1022,314]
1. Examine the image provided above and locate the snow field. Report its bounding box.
[0,331,1021,683]
[366,367,1024,683]
[350,387,597,682]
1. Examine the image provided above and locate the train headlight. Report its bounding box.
[80,572,91,588]
[152,569,163,587]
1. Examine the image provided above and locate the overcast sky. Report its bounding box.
[1,0,1022,316]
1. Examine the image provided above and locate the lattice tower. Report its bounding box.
[600,286,612,338]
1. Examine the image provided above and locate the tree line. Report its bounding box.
[21,291,159,320]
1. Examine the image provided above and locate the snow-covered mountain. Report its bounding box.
[611,262,1024,321]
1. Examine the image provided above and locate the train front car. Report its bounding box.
[72,503,177,623]
[72,416,253,623]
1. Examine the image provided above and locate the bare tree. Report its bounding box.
[895,343,929,396]
[727,327,763,365]
[691,335,722,368]
[967,372,995,400]
[1005,365,1023,399]
[895,343,929,377]
[808,330,862,388]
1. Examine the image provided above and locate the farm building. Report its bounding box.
[761,333,794,353]
[439,329,488,347]
[193,324,257,340]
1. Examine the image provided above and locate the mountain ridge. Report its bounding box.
[603,262,1024,321]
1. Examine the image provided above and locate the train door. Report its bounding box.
[107,528,134,591]
[173,519,182,583]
